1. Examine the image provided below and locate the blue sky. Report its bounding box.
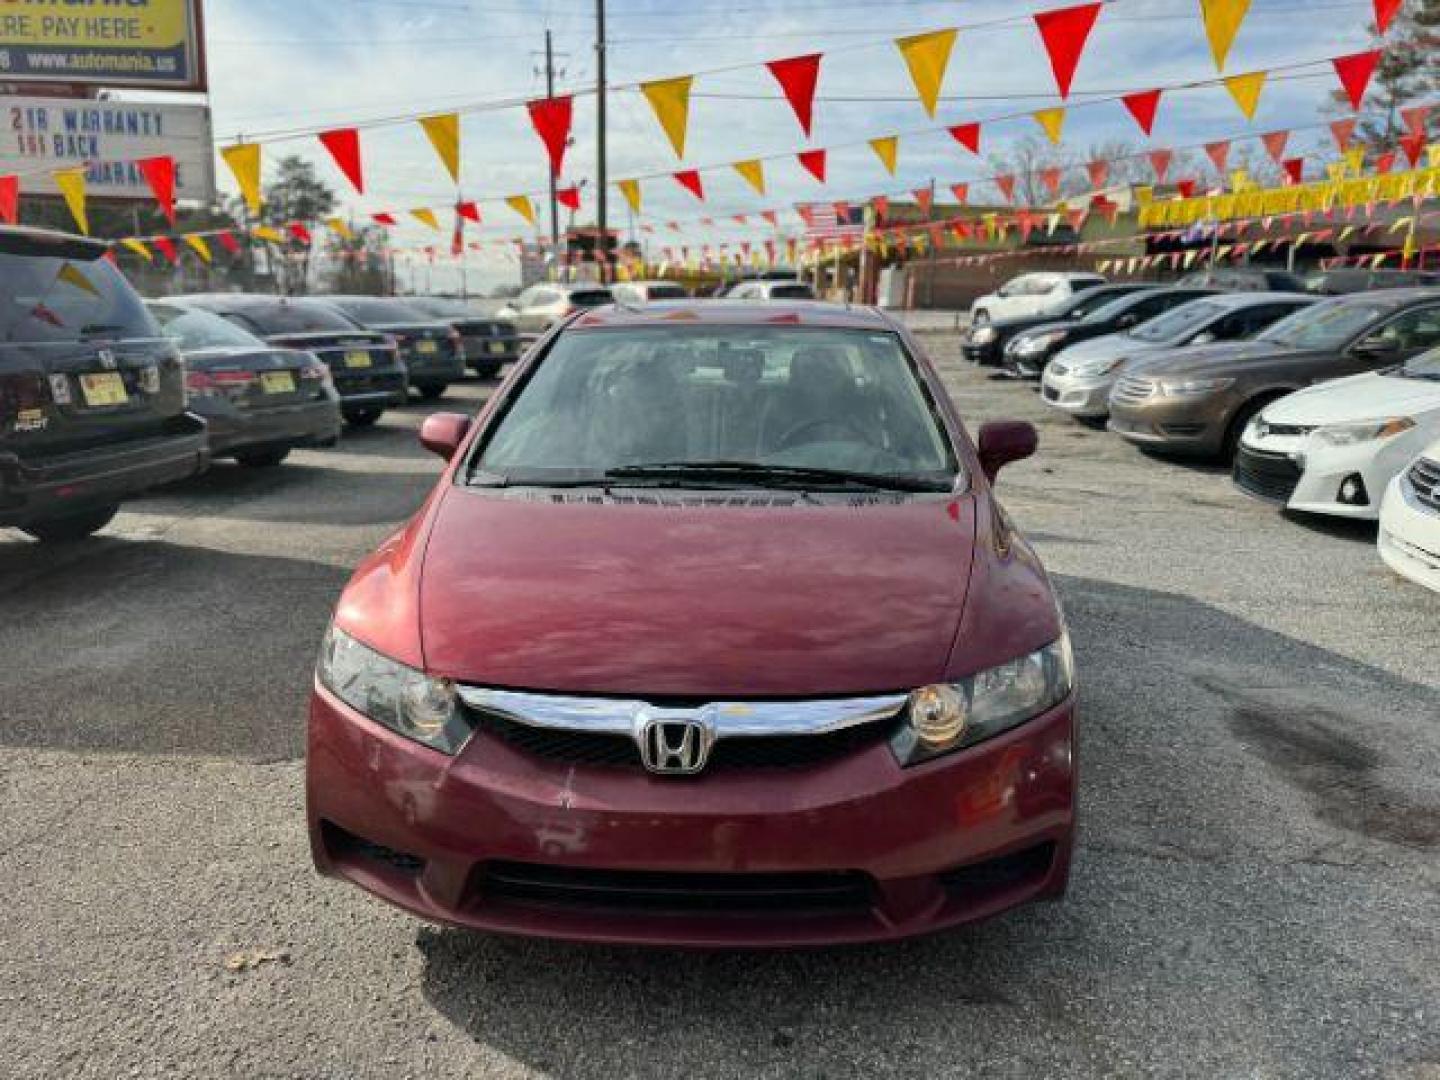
[161,0,1378,289]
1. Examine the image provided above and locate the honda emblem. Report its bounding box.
[638,718,710,775]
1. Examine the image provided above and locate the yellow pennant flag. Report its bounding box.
[641,76,694,158]
[1224,71,1266,120]
[618,178,642,214]
[506,195,536,225]
[120,238,153,262]
[869,136,899,175]
[1133,185,1155,207]
[1428,145,1440,168]
[1343,146,1366,174]
[411,208,440,230]
[895,28,957,118]
[419,113,461,184]
[221,143,263,214]
[1230,168,1250,191]
[732,159,765,195]
[1200,0,1252,71]
[252,225,285,243]
[184,235,213,264]
[57,261,99,296]
[1033,107,1066,145]
[53,168,88,235]
[326,217,354,240]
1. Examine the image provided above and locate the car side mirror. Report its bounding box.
[977,421,1038,482]
[420,412,472,461]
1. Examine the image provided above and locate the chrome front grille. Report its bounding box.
[1111,376,1156,407]
[1409,457,1440,513]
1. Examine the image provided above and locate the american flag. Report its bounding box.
[796,202,866,242]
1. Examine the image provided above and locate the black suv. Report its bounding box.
[1,227,207,542]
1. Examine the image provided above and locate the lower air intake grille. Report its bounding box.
[1234,445,1302,504]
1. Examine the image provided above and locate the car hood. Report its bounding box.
[417,490,977,697]
[1052,332,1158,365]
[1263,369,1440,423]
[1128,342,1321,378]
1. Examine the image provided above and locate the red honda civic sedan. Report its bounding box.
[307,301,1077,947]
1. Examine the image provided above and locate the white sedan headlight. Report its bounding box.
[1311,417,1416,447]
[891,634,1075,766]
[1014,330,1068,355]
[970,326,998,345]
[317,625,475,754]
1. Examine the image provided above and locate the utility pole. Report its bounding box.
[544,30,560,259]
[595,0,608,283]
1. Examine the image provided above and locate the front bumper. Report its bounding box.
[1108,396,1229,456]
[332,370,408,408]
[0,414,209,527]
[307,686,1077,947]
[1040,372,1115,418]
[193,395,342,457]
[1378,472,1440,593]
[1236,429,1430,521]
[962,338,1002,366]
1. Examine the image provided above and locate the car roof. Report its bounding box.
[170,292,300,311]
[0,224,109,260]
[1201,290,1316,308]
[569,300,896,331]
[1326,286,1440,308]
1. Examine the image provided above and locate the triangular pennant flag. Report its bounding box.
[251,226,284,244]
[419,113,461,184]
[1034,3,1102,99]
[674,169,704,199]
[184,234,213,264]
[1282,157,1305,184]
[288,222,312,246]
[1201,0,1253,71]
[797,148,827,183]
[120,238,153,262]
[1401,130,1426,168]
[1401,105,1431,137]
[1374,0,1403,33]
[913,186,933,215]
[895,29,956,117]
[872,195,889,218]
[766,53,822,137]
[1224,71,1266,120]
[1086,160,1109,189]
[151,237,178,264]
[325,217,354,239]
[318,128,364,194]
[869,135,899,174]
[1040,166,1063,196]
[136,156,177,225]
[1344,145,1366,174]
[221,143,262,213]
[371,212,397,227]
[0,175,16,225]
[733,159,766,195]
[1177,178,1197,198]
[411,208,440,230]
[1206,140,1232,173]
[1122,89,1162,135]
[505,194,536,224]
[1261,130,1289,163]
[53,168,87,235]
[618,178,642,214]
[1033,107,1066,144]
[527,95,574,179]
[456,201,481,223]
[1148,149,1173,183]
[641,76,694,158]
[995,174,1016,203]
[948,122,982,155]
[761,210,778,227]
[1332,50,1380,111]
[951,182,969,204]
[1329,118,1357,151]
[557,186,581,212]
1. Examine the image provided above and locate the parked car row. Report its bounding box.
[966,269,1440,595]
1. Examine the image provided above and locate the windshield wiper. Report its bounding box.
[604,460,952,493]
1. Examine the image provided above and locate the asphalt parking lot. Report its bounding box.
[2,334,1437,1080]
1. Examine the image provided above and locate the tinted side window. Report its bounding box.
[1361,306,1440,352]
[0,253,157,344]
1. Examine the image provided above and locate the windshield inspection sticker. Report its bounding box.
[14,408,48,433]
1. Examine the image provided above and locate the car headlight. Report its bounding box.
[316,625,475,754]
[1310,417,1416,447]
[970,326,998,345]
[1068,357,1126,378]
[891,634,1075,767]
[1014,330,1067,355]
[1157,377,1235,398]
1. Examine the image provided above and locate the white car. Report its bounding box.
[969,272,1105,326]
[1236,348,1440,520]
[1378,439,1440,593]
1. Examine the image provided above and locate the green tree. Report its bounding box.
[323,223,392,295]
[1333,0,1440,151]
[261,156,336,295]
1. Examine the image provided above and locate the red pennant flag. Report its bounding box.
[527,96,574,179]
[154,237,179,264]
[1329,118,1357,151]
[948,122,981,155]
[1205,140,1231,174]
[995,174,1016,203]
[761,210,778,226]
[318,128,364,194]
[1177,178,1197,198]
[289,222,313,246]
[1033,3,1102,99]
[136,156,177,225]
[455,201,481,223]
[1066,207,1089,232]
[1333,50,1381,110]
[215,230,240,255]
[674,169,704,199]
[951,182,969,204]
[1261,130,1289,163]
[0,174,19,225]
[1376,151,1397,174]
[766,53,822,137]
[372,212,398,226]
[797,148,827,183]
[913,187,933,215]
[1401,130,1427,167]
[556,186,580,212]
[1040,166,1063,196]
[1401,105,1431,137]
[1086,160,1109,189]
[1148,149,1173,183]
[1122,89,1162,135]
[833,201,851,223]
[872,195,889,219]
[733,214,748,225]
[1281,157,1304,184]
[1374,0,1403,32]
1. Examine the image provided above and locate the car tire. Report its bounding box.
[235,448,291,468]
[343,407,383,428]
[20,504,120,543]
[414,382,448,400]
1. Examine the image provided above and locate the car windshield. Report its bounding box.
[0,250,158,344]
[243,301,359,335]
[1066,287,1143,320]
[328,297,429,324]
[568,289,613,308]
[149,303,265,350]
[1398,346,1440,379]
[1128,300,1224,342]
[1081,291,1154,325]
[474,327,958,490]
[1256,300,1390,349]
[409,298,477,318]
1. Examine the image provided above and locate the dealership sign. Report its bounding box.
[0,0,204,90]
[3,96,215,201]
